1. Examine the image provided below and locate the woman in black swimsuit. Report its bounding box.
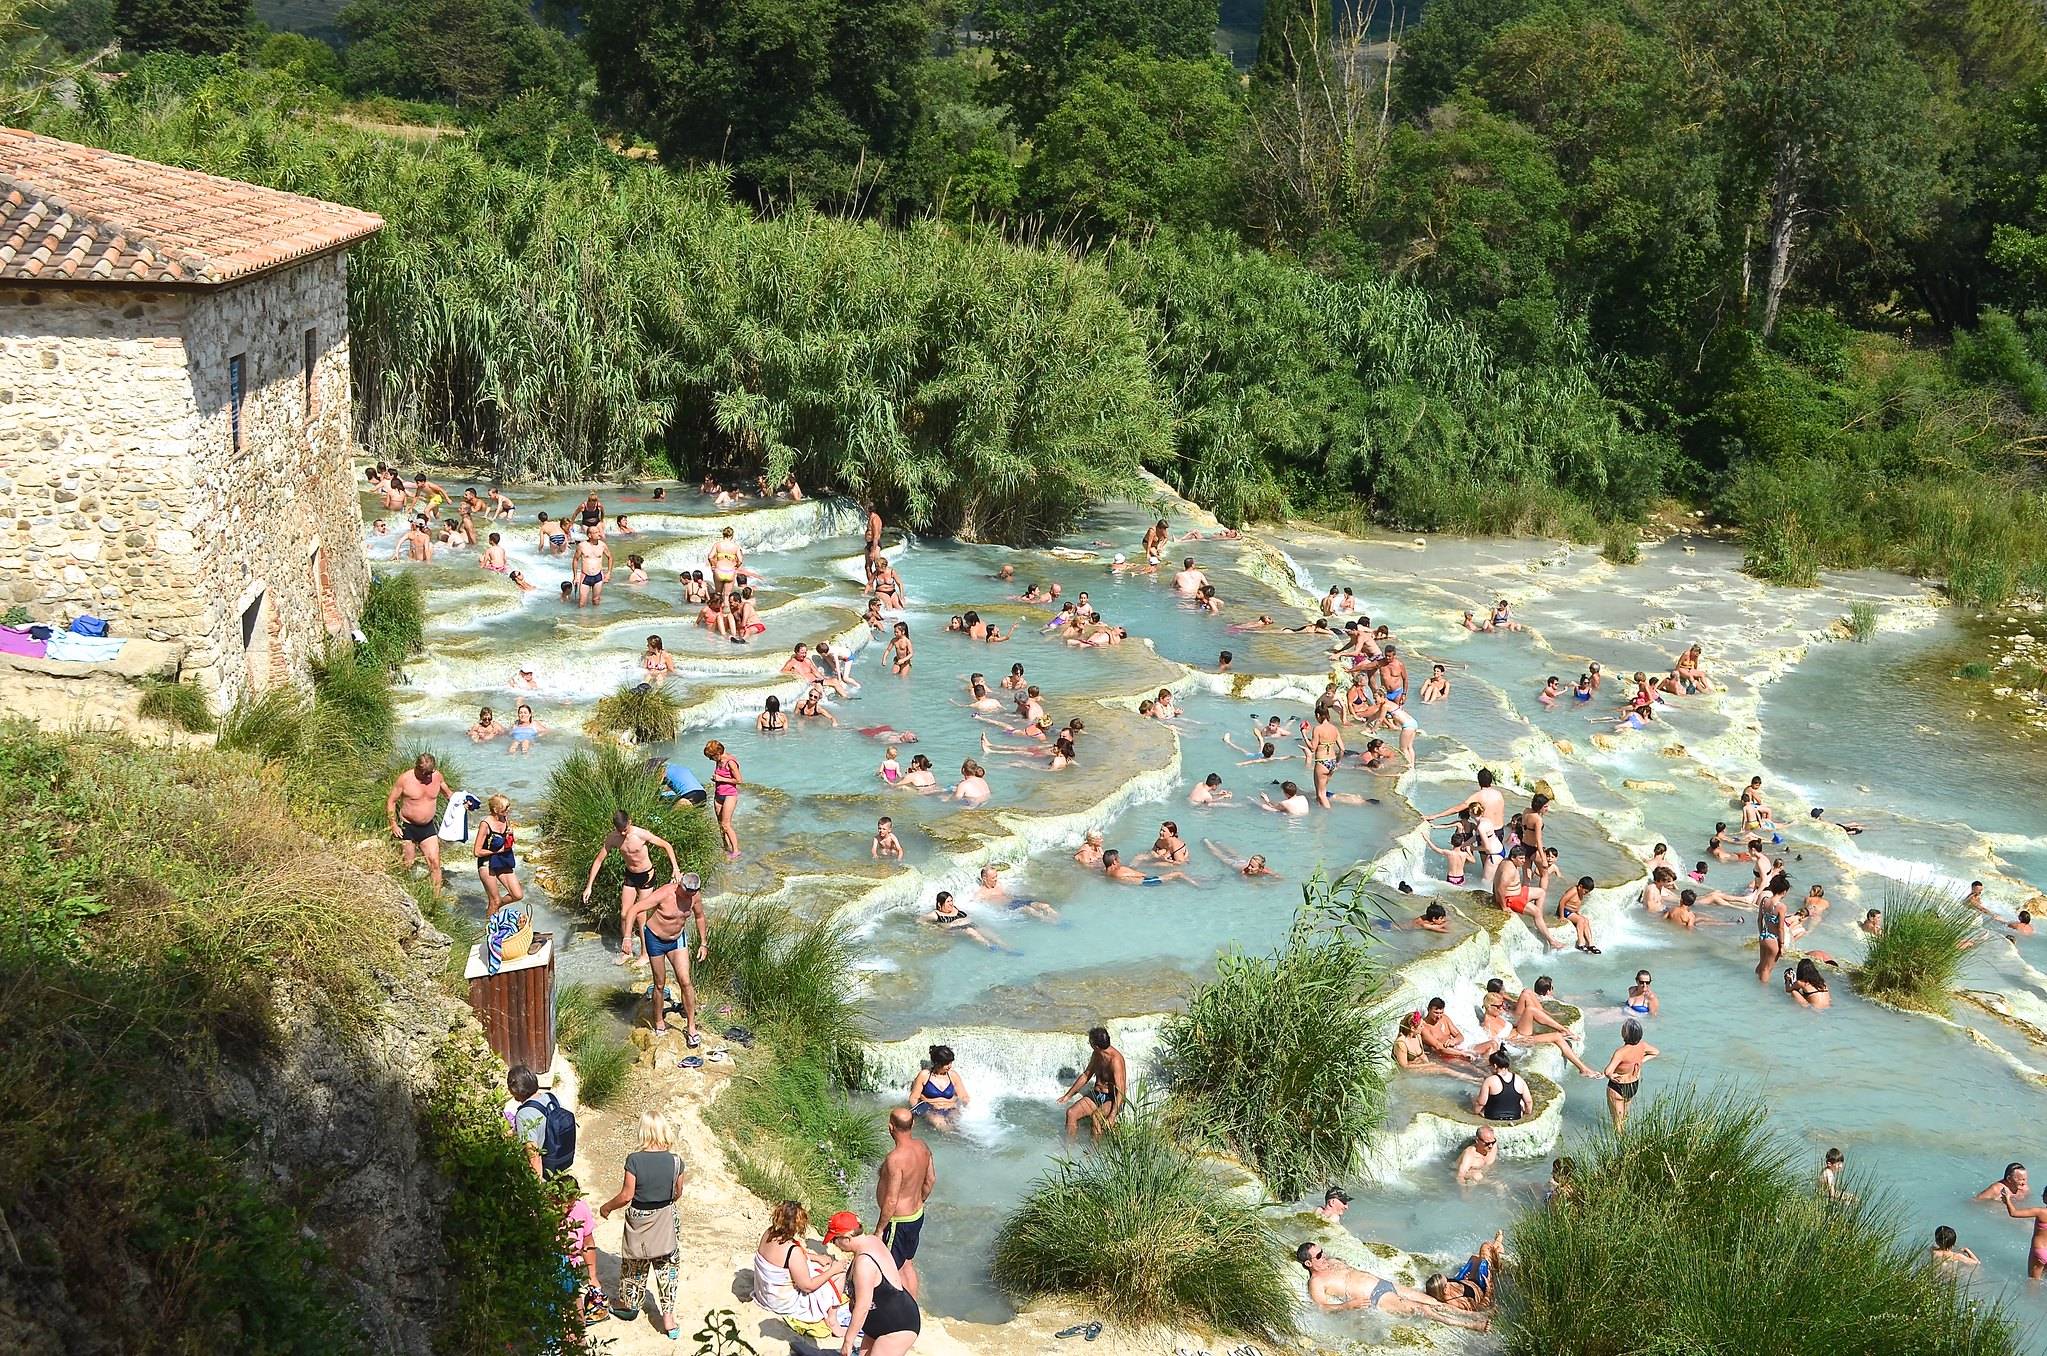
[822,1212,921,1354]
[471,793,523,912]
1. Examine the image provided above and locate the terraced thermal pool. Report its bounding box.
[369,482,2047,1348]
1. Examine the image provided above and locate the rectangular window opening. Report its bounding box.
[303,328,318,419]
[229,353,247,453]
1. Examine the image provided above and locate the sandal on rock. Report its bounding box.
[686,1029,703,1049]
[1054,1325,1089,1340]
[678,1055,704,1069]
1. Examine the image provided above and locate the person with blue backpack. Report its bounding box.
[507,1063,577,1178]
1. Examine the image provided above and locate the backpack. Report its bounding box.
[522,1092,578,1174]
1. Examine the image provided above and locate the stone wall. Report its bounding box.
[0,251,371,710]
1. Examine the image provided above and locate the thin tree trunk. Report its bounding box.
[1759,145,1804,338]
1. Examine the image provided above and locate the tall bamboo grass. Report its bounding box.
[1502,1087,2015,1355]
[991,1112,1299,1341]
[1854,883,1979,1014]
[533,744,721,929]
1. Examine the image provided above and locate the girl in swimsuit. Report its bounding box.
[1785,957,1832,1009]
[708,526,743,593]
[757,695,788,733]
[471,794,523,912]
[879,745,901,783]
[509,703,544,754]
[642,635,674,686]
[2004,1186,2047,1278]
[885,622,913,675]
[906,1044,970,1129]
[705,739,742,860]
[1424,826,1475,886]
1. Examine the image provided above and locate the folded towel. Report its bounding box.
[0,628,47,659]
[43,633,126,663]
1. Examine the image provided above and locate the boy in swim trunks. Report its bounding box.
[585,810,682,967]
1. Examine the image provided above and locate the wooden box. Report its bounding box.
[465,932,556,1072]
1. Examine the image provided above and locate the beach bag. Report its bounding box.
[484,904,533,974]
[621,1202,677,1260]
[70,615,108,637]
[521,1092,578,1175]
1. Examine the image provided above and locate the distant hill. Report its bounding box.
[256,0,346,43]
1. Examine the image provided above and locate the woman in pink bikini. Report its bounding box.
[2005,1185,2047,1277]
[705,739,742,860]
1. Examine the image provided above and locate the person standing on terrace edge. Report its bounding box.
[1060,1026,1126,1141]
[386,753,449,891]
[873,1107,935,1300]
[589,809,682,966]
[707,739,743,859]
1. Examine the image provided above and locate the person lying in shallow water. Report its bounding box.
[1297,1243,1490,1331]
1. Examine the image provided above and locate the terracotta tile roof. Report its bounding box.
[0,127,382,285]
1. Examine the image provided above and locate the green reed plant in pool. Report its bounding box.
[1157,870,1390,1198]
[589,681,682,745]
[535,743,721,930]
[1501,1086,2014,1356]
[694,901,871,1088]
[991,1110,1298,1341]
[1853,883,1979,1015]
[1599,522,1640,565]
[1845,601,1879,641]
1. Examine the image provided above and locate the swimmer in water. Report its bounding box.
[507,569,536,592]
[1259,781,1312,816]
[1784,957,1832,1009]
[924,891,1008,951]
[1538,676,1561,708]
[1073,830,1105,867]
[1204,840,1280,878]
[1101,848,1197,886]
[1189,772,1233,806]
[1419,664,1450,703]
[1624,971,1659,1018]
[975,864,1060,923]
[871,816,903,861]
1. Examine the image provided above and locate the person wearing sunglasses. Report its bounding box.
[1296,1243,1490,1331]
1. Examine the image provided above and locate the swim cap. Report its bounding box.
[822,1210,861,1245]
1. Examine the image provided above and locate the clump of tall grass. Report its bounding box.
[694,901,871,1087]
[357,572,426,670]
[708,1051,884,1214]
[1501,1087,2014,1355]
[1157,871,1390,1198]
[554,982,635,1109]
[137,676,217,732]
[533,744,721,929]
[991,1113,1299,1342]
[1845,601,1879,641]
[588,681,681,744]
[1599,522,1641,565]
[1853,884,1978,1014]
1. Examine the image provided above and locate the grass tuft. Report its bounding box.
[1599,522,1640,565]
[555,982,635,1108]
[708,1050,884,1214]
[1845,601,1878,641]
[1157,871,1390,1198]
[1501,1086,2014,1355]
[137,676,217,732]
[694,901,871,1088]
[1853,883,1978,1014]
[358,572,427,671]
[588,681,682,745]
[991,1111,1299,1341]
[534,743,721,930]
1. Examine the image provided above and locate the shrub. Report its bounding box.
[137,676,217,732]
[694,902,871,1088]
[710,1051,884,1214]
[991,1113,1299,1341]
[534,744,721,929]
[1845,601,1878,641]
[589,681,682,745]
[1953,309,2047,414]
[1853,883,1978,1014]
[1157,871,1390,1198]
[555,982,634,1109]
[1599,522,1640,565]
[1501,1088,2014,1356]
[357,572,426,671]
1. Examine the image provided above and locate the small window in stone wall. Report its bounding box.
[304,328,318,420]
[229,353,247,453]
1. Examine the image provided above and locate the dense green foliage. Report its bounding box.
[0,724,577,1354]
[1158,871,1391,1198]
[115,0,247,53]
[1854,885,1981,1014]
[554,982,635,1108]
[694,900,872,1087]
[358,571,426,670]
[1503,1090,2014,1355]
[336,0,581,106]
[991,1112,1299,1341]
[709,1050,883,1213]
[589,681,683,745]
[533,743,723,928]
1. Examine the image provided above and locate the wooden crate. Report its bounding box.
[465,932,556,1072]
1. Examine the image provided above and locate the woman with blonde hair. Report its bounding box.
[752,1200,848,1340]
[706,740,742,860]
[472,793,524,914]
[599,1111,687,1336]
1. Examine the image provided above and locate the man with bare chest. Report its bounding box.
[584,810,680,967]
[385,754,449,889]
[624,873,709,1046]
[572,528,612,606]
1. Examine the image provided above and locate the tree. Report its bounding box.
[114,0,248,54]
[582,0,934,207]
[980,0,1217,130]
[3,0,87,120]
[1391,0,1530,118]
[1250,0,1323,87]
[1666,0,1943,336]
[1024,54,1243,236]
[250,31,342,91]
[338,0,582,106]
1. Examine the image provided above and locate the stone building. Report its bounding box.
[0,129,382,711]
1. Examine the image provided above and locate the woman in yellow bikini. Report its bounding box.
[708,527,744,597]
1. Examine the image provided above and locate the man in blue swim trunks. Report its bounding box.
[623,872,708,1046]
[1298,1244,1489,1330]
[1101,849,1195,886]
[1059,1027,1126,1141]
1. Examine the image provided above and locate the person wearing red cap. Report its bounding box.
[822,1209,921,1354]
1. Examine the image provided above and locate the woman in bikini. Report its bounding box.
[1785,956,1833,1009]
[2005,1185,2047,1277]
[707,527,744,597]
[1602,1018,1658,1131]
[641,635,674,687]
[1394,1012,1478,1081]
[906,1044,970,1130]
[705,740,742,860]
[757,695,788,733]
[923,891,1003,950]
[898,754,938,792]
[471,793,524,914]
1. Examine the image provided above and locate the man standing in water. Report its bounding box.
[385,753,449,890]
[587,810,682,966]
[623,871,709,1045]
[1059,1026,1127,1140]
[873,1107,934,1300]
[1427,770,1507,866]
[572,524,612,606]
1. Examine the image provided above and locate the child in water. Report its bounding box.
[879,745,902,784]
[872,816,903,861]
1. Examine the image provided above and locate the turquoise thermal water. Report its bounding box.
[373,484,2047,1347]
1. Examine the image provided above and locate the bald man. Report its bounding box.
[873,1106,935,1299]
